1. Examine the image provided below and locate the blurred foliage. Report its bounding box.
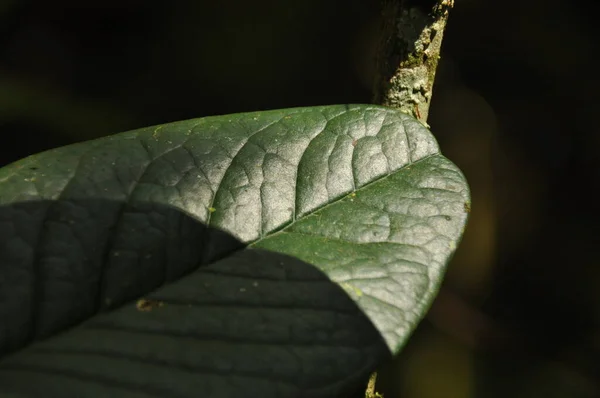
[1,0,599,397]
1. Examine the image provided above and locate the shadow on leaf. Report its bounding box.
[0,198,390,398]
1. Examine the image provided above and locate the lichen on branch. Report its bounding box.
[372,0,454,124]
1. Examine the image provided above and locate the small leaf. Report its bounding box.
[0,105,469,397]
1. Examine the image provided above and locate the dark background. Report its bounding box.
[1,0,598,396]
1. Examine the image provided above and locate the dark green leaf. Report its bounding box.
[0,104,469,397]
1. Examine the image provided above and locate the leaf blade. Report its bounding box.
[253,154,469,351]
[0,104,470,396]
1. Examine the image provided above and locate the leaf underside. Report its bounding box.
[0,104,469,397]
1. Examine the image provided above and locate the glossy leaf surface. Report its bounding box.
[0,105,469,397]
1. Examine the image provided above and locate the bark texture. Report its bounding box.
[372,0,454,124]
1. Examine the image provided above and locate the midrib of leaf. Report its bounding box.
[248,152,440,246]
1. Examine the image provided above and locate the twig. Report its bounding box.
[372,0,454,124]
[366,2,454,396]
[365,371,383,398]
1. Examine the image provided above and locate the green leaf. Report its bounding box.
[0,104,469,397]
